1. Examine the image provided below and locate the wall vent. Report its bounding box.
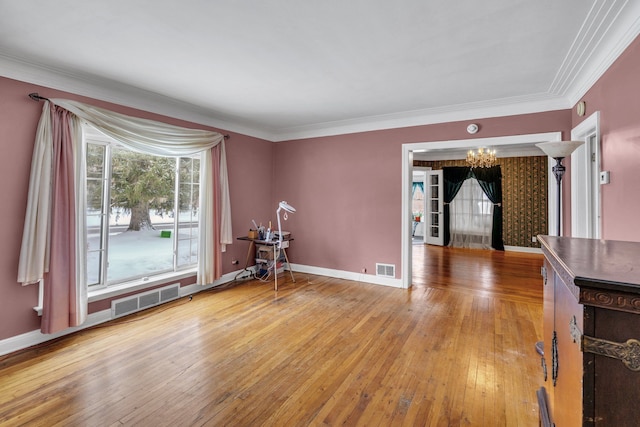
[376,263,395,278]
[111,283,180,319]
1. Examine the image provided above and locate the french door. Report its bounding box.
[425,170,444,245]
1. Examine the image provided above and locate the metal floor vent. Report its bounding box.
[111,283,180,319]
[376,263,395,278]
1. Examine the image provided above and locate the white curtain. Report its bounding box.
[19,98,232,291]
[73,113,88,323]
[449,178,493,249]
[18,103,54,285]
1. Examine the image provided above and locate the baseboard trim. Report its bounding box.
[290,264,403,288]
[1,265,402,357]
[504,245,543,254]
[0,309,112,358]
[0,269,240,358]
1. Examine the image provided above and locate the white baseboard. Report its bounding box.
[0,269,240,358]
[1,265,402,357]
[504,245,543,254]
[290,264,403,288]
[0,309,112,358]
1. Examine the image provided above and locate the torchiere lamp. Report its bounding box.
[535,140,584,236]
[534,140,584,368]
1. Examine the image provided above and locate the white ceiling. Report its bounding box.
[1,1,639,141]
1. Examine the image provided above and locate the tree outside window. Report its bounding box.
[86,131,200,287]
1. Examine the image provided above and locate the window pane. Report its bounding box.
[86,144,104,179]
[179,157,200,183]
[177,157,199,269]
[431,185,439,198]
[87,213,104,286]
[107,147,176,282]
[86,143,106,287]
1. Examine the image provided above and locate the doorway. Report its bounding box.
[401,132,562,289]
[412,168,428,244]
[571,111,601,238]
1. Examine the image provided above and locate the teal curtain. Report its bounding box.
[412,181,424,196]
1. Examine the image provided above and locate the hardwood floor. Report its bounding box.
[0,245,544,426]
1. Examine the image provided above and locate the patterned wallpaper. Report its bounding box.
[414,156,548,248]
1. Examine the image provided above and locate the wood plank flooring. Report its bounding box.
[0,245,544,426]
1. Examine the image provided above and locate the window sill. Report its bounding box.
[88,269,196,303]
[32,269,197,317]
[32,270,196,317]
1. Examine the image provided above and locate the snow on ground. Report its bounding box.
[86,209,198,284]
[87,228,197,284]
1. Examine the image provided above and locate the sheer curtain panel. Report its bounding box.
[449,178,494,249]
[473,166,505,251]
[442,166,472,246]
[18,99,231,334]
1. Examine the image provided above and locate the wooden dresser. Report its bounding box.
[537,236,640,426]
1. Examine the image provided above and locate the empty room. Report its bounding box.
[2,1,640,425]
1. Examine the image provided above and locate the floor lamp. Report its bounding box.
[535,140,584,236]
[534,140,583,362]
[276,201,296,248]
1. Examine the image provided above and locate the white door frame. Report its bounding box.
[570,111,601,238]
[412,167,430,239]
[401,132,562,289]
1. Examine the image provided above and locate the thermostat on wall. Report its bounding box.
[599,171,610,185]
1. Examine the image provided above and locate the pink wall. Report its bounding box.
[572,35,640,241]
[4,33,639,344]
[0,76,273,340]
[274,111,571,277]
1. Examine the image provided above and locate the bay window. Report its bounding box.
[85,128,201,289]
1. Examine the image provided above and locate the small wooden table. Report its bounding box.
[236,236,295,290]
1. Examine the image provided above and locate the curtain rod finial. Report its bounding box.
[28,93,50,102]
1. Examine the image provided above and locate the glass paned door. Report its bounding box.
[425,170,444,246]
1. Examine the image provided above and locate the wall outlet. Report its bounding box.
[532,236,537,243]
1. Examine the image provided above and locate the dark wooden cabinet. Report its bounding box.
[538,236,640,426]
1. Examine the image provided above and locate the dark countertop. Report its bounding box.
[538,235,640,294]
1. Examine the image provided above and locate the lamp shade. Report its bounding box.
[279,201,296,213]
[536,140,584,159]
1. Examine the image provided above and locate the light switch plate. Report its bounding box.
[600,171,610,184]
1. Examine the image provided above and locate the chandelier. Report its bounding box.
[466,148,496,168]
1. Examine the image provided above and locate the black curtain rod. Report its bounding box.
[28,92,49,102]
[28,92,230,140]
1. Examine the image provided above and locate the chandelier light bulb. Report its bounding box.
[466,148,496,168]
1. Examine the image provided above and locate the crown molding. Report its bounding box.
[3,0,639,145]
[551,0,640,105]
[271,94,570,141]
[0,53,277,141]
